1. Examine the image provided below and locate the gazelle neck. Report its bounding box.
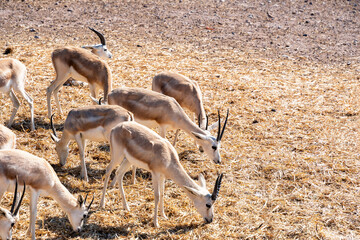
[48,180,78,213]
[166,157,202,193]
[176,113,207,138]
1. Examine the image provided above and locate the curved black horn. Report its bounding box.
[87,195,95,210]
[10,176,18,214]
[198,114,201,128]
[89,27,106,45]
[84,193,88,206]
[13,181,26,216]
[211,173,224,201]
[219,109,229,141]
[98,97,103,105]
[216,110,221,141]
[205,115,209,130]
[50,114,58,137]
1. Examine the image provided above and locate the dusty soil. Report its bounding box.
[0,0,359,239]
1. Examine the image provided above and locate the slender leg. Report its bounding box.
[46,69,70,118]
[159,126,167,138]
[28,189,40,240]
[173,129,180,146]
[7,90,20,128]
[159,175,167,219]
[100,145,125,208]
[131,165,136,185]
[89,84,99,105]
[75,134,88,182]
[19,90,35,131]
[114,159,132,211]
[152,172,161,228]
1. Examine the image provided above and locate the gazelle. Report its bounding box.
[100,121,224,227]
[46,28,112,119]
[108,87,229,164]
[0,149,94,240]
[0,58,35,131]
[0,125,16,150]
[50,105,133,182]
[152,72,206,128]
[0,177,25,240]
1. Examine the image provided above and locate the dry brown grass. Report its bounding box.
[1,0,359,239]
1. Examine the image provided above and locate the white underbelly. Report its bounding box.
[69,66,88,83]
[124,149,150,171]
[80,126,107,142]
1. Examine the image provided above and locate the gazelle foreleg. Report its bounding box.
[20,90,35,130]
[46,70,70,118]
[100,144,125,208]
[7,90,20,128]
[75,133,88,182]
[28,189,40,240]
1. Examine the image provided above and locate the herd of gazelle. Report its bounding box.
[0,28,229,239]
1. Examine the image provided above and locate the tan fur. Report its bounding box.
[0,125,16,150]
[0,149,90,240]
[152,71,206,127]
[101,121,219,227]
[52,105,133,182]
[0,58,35,131]
[47,47,112,118]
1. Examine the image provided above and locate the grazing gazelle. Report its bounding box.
[108,87,229,164]
[100,121,224,227]
[0,58,35,131]
[0,177,26,240]
[0,125,16,150]
[50,105,133,182]
[152,72,206,128]
[46,28,112,119]
[0,149,94,240]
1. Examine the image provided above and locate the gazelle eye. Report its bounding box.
[11,222,15,227]
[104,49,107,51]
[83,214,87,218]
[206,203,211,208]
[212,146,217,150]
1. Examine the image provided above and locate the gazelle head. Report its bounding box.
[50,114,69,166]
[68,194,94,232]
[82,27,112,59]
[184,174,224,224]
[0,178,26,240]
[192,110,229,164]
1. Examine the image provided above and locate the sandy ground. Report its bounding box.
[0,0,359,239]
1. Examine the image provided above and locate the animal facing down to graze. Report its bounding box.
[0,58,35,131]
[0,125,16,150]
[152,71,208,144]
[50,105,133,182]
[0,177,25,240]
[100,121,224,228]
[46,28,112,119]
[108,87,229,164]
[0,149,94,240]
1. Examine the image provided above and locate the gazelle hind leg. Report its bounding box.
[159,175,167,219]
[7,90,20,128]
[113,158,132,211]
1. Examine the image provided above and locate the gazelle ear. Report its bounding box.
[198,174,206,188]
[81,45,94,50]
[192,132,207,140]
[77,195,84,206]
[183,186,202,197]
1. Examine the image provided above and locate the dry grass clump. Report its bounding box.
[1,0,359,239]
